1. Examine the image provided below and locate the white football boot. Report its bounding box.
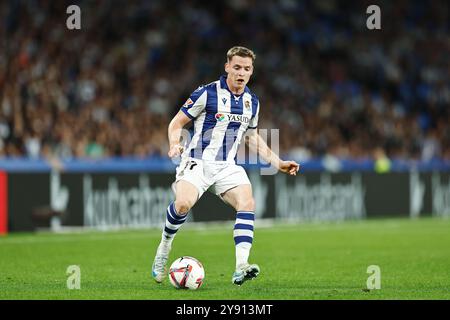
[152,244,171,283]
[232,263,260,286]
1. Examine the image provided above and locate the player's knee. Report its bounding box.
[174,199,192,215]
[237,197,255,212]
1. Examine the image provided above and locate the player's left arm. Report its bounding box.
[245,129,300,176]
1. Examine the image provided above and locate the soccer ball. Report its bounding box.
[168,256,205,290]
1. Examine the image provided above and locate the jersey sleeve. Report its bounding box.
[248,100,260,129]
[180,86,207,119]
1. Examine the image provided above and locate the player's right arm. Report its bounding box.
[168,86,208,158]
[168,111,192,158]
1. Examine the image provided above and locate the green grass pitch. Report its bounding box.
[1,217,449,300]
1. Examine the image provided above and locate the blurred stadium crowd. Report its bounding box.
[0,0,449,162]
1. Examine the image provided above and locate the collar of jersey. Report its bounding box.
[220,75,251,97]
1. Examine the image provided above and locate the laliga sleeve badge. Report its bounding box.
[183,98,194,108]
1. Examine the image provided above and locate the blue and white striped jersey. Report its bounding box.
[180,75,260,163]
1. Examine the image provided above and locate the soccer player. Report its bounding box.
[152,46,300,285]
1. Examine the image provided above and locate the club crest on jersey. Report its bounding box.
[215,112,250,124]
[245,101,251,110]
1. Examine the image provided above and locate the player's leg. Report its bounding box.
[221,184,260,285]
[212,164,260,285]
[163,180,199,247]
[152,158,208,283]
[152,180,200,283]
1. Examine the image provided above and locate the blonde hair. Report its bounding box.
[227,46,256,63]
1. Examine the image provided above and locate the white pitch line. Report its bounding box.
[1,218,442,245]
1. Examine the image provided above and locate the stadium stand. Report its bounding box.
[0,0,448,166]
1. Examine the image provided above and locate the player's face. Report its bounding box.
[225,56,253,93]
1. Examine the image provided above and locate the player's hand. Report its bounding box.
[279,160,300,176]
[168,144,184,158]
